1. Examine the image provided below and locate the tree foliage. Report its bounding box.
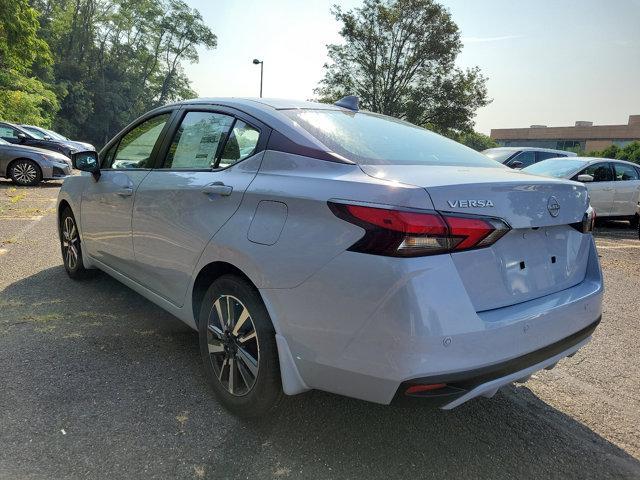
[0,0,58,126]
[585,142,640,164]
[315,0,490,133]
[447,130,497,151]
[1,0,216,147]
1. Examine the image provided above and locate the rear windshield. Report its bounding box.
[282,110,498,167]
[482,149,516,163]
[522,159,587,178]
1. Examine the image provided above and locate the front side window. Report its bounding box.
[283,110,497,167]
[110,113,170,169]
[219,120,260,168]
[164,112,234,169]
[577,163,614,182]
[614,163,639,181]
[508,151,536,167]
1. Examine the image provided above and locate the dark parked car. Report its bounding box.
[483,147,577,169]
[20,124,95,153]
[0,121,81,158]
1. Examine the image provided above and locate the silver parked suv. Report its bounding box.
[58,97,602,416]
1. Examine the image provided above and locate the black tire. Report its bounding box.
[60,207,92,280]
[198,274,282,417]
[631,214,639,229]
[9,159,42,186]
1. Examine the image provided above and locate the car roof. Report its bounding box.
[484,146,577,155]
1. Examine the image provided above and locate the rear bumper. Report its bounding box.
[262,236,603,405]
[398,317,599,408]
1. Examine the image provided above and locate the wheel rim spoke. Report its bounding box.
[207,294,260,397]
[237,346,258,377]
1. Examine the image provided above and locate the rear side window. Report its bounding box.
[219,120,260,168]
[0,125,20,140]
[282,110,497,167]
[614,163,639,181]
[164,112,234,169]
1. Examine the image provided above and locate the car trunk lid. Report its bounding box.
[360,165,591,310]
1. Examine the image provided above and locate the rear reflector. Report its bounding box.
[328,202,510,257]
[405,384,447,395]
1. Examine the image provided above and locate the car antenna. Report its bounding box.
[334,95,359,112]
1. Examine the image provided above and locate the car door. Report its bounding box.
[573,162,615,216]
[612,162,640,216]
[131,108,268,306]
[80,111,174,278]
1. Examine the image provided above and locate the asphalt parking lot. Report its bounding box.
[1,179,639,480]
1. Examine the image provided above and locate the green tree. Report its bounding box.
[446,130,497,151]
[315,0,490,132]
[615,141,640,164]
[0,0,59,125]
[31,0,217,147]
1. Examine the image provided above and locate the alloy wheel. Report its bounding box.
[13,162,38,185]
[206,295,260,396]
[62,216,79,270]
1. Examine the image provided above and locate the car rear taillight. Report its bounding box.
[328,202,510,257]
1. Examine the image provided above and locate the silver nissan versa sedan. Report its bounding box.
[58,97,602,416]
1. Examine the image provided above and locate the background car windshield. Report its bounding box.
[22,127,47,139]
[522,159,587,178]
[482,149,515,163]
[283,110,498,167]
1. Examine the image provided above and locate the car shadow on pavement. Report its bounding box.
[1,266,639,479]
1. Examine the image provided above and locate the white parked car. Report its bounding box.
[523,157,640,227]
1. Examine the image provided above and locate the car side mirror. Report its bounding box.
[577,174,594,183]
[16,133,27,143]
[72,151,100,180]
[509,160,524,169]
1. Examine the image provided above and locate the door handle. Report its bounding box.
[202,182,233,196]
[116,187,133,197]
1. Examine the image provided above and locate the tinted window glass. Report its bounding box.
[0,125,19,140]
[165,112,234,169]
[578,163,613,182]
[482,149,516,163]
[110,114,170,169]
[218,120,260,168]
[536,151,564,162]
[22,127,47,139]
[508,151,536,167]
[614,163,639,181]
[283,110,497,167]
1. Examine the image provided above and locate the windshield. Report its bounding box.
[482,149,516,163]
[43,128,68,141]
[283,109,498,167]
[22,127,47,139]
[522,159,587,178]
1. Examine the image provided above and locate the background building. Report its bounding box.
[491,115,640,152]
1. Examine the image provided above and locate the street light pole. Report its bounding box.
[252,59,263,98]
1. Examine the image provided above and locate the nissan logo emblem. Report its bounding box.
[547,196,560,217]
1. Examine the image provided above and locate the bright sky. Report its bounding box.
[184,0,640,134]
